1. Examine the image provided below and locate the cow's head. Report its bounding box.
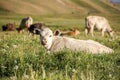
[28,23,45,35]
[2,25,7,31]
[73,29,80,35]
[39,28,53,51]
[109,30,114,37]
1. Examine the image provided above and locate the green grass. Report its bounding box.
[0,0,120,80]
[0,32,120,79]
[0,23,120,80]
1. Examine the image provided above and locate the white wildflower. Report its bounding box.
[2,49,6,52]
[24,75,29,79]
[14,65,19,70]
[72,69,77,73]
[13,45,17,48]
[109,74,112,78]
[6,45,9,48]
[14,60,17,64]
[10,76,17,80]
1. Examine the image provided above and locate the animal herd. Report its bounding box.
[1,16,114,54]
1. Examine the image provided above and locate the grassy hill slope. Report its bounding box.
[0,0,87,15]
[0,0,120,15]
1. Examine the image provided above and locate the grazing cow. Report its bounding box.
[2,23,15,31]
[39,28,113,54]
[28,23,46,35]
[85,16,113,37]
[17,16,33,33]
[54,29,80,36]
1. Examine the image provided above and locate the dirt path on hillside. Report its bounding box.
[83,0,109,14]
[56,0,65,5]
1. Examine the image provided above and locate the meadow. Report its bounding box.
[0,12,120,80]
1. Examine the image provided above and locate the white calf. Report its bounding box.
[85,16,113,37]
[39,28,113,54]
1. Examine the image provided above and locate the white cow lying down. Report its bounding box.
[39,28,113,54]
[85,16,113,37]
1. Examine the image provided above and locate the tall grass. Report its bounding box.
[0,29,120,80]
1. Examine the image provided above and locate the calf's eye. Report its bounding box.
[49,35,52,37]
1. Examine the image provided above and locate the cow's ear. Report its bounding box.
[42,23,45,26]
[53,30,61,36]
[40,26,45,29]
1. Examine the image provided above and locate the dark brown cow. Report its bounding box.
[28,23,46,35]
[2,23,15,31]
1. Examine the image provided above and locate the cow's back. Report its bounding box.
[86,16,111,30]
[6,23,15,31]
[2,23,15,31]
[51,36,113,54]
[19,16,33,29]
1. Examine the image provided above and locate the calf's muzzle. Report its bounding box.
[41,38,47,45]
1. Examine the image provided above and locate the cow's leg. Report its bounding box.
[101,28,106,37]
[19,29,23,34]
[85,28,89,36]
[102,31,104,37]
[28,31,32,37]
[90,27,94,37]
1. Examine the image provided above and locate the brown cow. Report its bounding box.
[17,16,33,33]
[54,29,80,36]
[2,23,15,31]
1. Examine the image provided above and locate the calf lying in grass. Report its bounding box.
[54,29,80,36]
[39,28,114,54]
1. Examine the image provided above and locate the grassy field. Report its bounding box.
[0,13,120,80]
[0,0,120,80]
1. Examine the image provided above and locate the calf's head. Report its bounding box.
[39,28,53,50]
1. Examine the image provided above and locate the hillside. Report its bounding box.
[0,0,120,15]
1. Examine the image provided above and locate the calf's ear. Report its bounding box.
[53,30,61,36]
